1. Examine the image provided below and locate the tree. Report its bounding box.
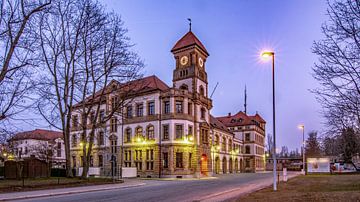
[280,146,289,158]
[267,133,273,154]
[312,0,360,133]
[0,0,51,141]
[340,127,360,162]
[35,0,143,178]
[305,131,322,157]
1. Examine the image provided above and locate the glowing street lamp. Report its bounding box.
[298,124,305,174]
[261,50,277,191]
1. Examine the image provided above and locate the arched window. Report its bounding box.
[146,125,154,140]
[180,84,188,90]
[199,85,204,96]
[125,128,132,143]
[136,127,143,139]
[222,137,226,151]
[245,145,251,154]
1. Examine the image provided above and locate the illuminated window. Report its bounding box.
[146,125,154,140]
[163,125,169,140]
[136,127,143,139]
[176,152,183,168]
[176,101,183,113]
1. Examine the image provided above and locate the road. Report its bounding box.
[16,172,298,202]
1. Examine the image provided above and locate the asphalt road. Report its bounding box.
[16,172,290,202]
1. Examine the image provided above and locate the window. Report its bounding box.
[136,103,143,117]
[189,153,192,168]
[188,125,193,136]
[124,150,131,167]
[136,127,143,139]
[111,96,118,111]
[110,118,117,132]
[201,108,206,119]
[72,156,76,167]
[175,124,183,139]
[25,147,28,155]
[163,152,169,168]
[57,142,61,157]
[148,101,155,115]
[245,133,250,141]
[180,84,188,90]
[245,145,251,154]
[228,139,232,151]
[98,132,104,146]
[99,110,105,123]
[89,111,95,123]
[125,128,131,143]
[164,101,170,114]
[176,101,183,113]
[135,150,142,171]
[111,138,117,153]
[222,137,226,151]
[72,115,78,128]
[163,125,169,140]
[146,149,154,170]
[72,134,77,147]
[199,85,204,96]
[146,125,154,140]
[201,129,208,144]
[245,159,250,167]
[215,135,220,145]
[127,106,133,118]
[188,103,192,115]
[176,152,183,168]
[98,155,103,167]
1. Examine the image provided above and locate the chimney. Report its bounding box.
[228,112,231,117]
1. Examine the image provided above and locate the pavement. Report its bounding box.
[0,172,301,202]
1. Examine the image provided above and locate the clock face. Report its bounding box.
[180,56,188,66]
[199,57,204,67]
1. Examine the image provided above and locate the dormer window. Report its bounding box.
[180,84,188,90]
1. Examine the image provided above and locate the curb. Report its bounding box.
[0,183,146,201]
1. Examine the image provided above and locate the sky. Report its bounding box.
[14,0,329,151]
[97,0,329,151]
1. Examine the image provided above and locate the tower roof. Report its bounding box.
[171,31,209,56]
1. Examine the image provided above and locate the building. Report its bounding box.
[7,129,65,167]
[70,29,265,178]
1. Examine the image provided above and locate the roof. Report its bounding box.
[171,31,209,55]
[9,129,62,142]
[210,115,231,133]
[74,75,170,107]
[216,111,266,128]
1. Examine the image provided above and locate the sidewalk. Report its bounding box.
[196,172,301,202]
[0,180,145,201]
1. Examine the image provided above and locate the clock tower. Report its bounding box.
[171,31,209,96]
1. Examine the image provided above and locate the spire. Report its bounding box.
[187,18,192,31]
[244,85,247,114]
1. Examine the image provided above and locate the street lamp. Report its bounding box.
[298,124,305,174]
[261,51,277,191]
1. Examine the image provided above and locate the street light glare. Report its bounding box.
[261,51,274,60]
[298,124,304,129]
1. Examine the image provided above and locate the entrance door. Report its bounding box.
[201,154,208,175]
[222,157,227,174]
[215,157,220,174]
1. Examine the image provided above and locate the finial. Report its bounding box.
[187,18,192,31]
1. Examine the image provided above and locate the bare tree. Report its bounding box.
[0,0,51,140]
[35,0,143,178]
[74,1,143,178]
[312,0,360,134]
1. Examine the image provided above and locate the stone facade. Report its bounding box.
[69,30,265,178]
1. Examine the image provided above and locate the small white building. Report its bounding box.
[8,129,65,167]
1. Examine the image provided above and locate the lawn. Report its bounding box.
[0,177,120,193]
[238,174,360,202]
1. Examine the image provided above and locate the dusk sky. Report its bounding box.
[99,0,328,151]
[17,0,329,151]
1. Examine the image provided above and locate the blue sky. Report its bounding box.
[98,0,329,151]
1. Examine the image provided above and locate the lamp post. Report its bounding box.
[261,51,277,191]
[298,125,305,174]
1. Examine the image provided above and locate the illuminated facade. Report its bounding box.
[69,30,265,178]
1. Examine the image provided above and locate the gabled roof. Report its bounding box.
[74,75,170,107]
[10,129,62,142]
[210,115,231,133]
[216,111,266,127]
[171,31,209,55]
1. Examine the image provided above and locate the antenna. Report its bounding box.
[244,85,247,114]
[210,82,219,99]
[187,18,192,31]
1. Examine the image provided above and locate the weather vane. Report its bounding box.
[187,18,192,31]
